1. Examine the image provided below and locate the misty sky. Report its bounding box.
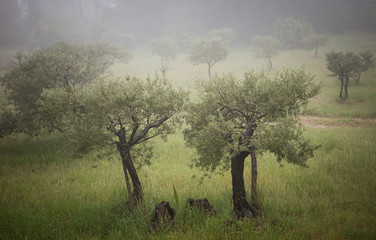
[1,0,376,47]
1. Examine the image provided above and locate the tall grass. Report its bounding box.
[1,128,376,239]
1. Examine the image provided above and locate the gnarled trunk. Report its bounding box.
[344,74,349,99]
[339,73,344,99]
[208,63,212,78]
[231,151,255,218]
[250,150,261,215]
[266,56,272,71]
[116,128,143,202]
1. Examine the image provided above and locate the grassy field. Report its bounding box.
[1,32,376,239]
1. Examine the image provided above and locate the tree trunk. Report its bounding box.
[265,56,272,71]
[250,150,261,215]
[161,56,168,72]
[344,74,349,100]
[354,71,361,85]
[208,63,212,78]
[116,129,143,202]
[269,57,272,71]
[339,74,344,99]
[231,151,256,218]
[123,163,132,199]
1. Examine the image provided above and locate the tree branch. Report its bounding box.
[130,115,170,145]
[217,102,249,120]
[136,132,163,144]
[107,115,117,133]
[129,115,139,143]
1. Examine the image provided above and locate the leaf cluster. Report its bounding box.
[273,17,315,49]
[0,41,129,136]
[39,73,188,160]
[326,50,375,78]
[148,38,178,61]
[184,68,320,172]
[252,35,280,59]
[189,37,229,67]
[302,34,328,50]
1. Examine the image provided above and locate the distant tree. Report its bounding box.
[149,38,178,71]
[326,51,355,100]
[189,37,229,78]
[351,51,375,84]
[325,50,374,100]
[0,42,130,137]
[303,34,328,57]
[273,17,314,49]
[253,35,280,71]
[184,68,320,218]
[207,28,237,44]
[39,75,187,203]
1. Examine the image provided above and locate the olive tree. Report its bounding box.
[39,75,188,203]
[326,50,374,100]
[326,51,353,100]
[303,34,328,57]
[253,35,280,71]
[0,42,130,137]
[351,51,375,84]
[189,37,229,78]
[184,68,320,218]
[273,17,314,49]
[149,37,178,71]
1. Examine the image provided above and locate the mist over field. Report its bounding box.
[1,0,376,48]
[1,1,376,239]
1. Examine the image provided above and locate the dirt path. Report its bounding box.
[299,116,376,128]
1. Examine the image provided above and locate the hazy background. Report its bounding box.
[1,0,376,48]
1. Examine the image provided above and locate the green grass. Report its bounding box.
[1,128,376,239]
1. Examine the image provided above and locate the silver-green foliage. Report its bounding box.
[273,17,315,49]
[149,38,178,71]
[0,42,130,137]
[39,74,188,161]
[184,68,321,172]
[326,50,375,99]
[253,35,280,71]
[189,37,229,78]
[303,34,328,56]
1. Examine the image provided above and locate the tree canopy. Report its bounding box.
[184,68,320,217]
[0,42,130,137]
[273,17,315,49]
[326,50,374,100]
[253,35,280,71]
[189,37,229,78]
[303,34,328,57]
[39,74,188,202]
[149,37,178,71]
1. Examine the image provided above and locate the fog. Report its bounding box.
[1,0,376,49]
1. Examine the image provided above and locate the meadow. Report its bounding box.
[1,32,376,239]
